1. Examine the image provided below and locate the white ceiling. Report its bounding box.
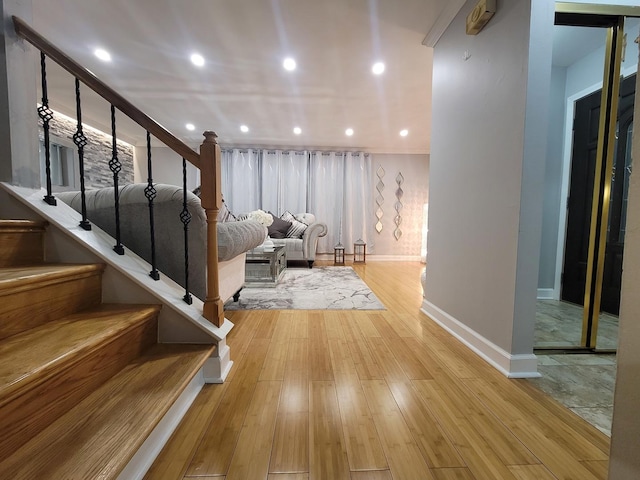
[30,0,447,154]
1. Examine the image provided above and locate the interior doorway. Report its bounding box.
[535,6,639,352]
[562,73,636,317]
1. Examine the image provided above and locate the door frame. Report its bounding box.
[535,3,640,351]
[554,66,639,302]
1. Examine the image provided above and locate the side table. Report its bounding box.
[245,245,287,287]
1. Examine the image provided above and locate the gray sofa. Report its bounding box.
[57,184,266,303]
[269,213,328,268]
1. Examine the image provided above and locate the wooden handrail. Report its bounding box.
[12,16,224,327]
[12,15,200,169]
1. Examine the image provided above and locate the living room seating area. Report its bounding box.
[240,210,328,268]
[57,183,267,303]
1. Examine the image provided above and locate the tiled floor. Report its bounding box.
[531,300,618,435]
[527,353,616,435]
[535,299,618,350]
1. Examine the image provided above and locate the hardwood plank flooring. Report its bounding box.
[148,261,610,480]
[309,381,351,479]
[329,339,388,471]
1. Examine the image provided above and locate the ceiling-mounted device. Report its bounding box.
[466,0,496,35]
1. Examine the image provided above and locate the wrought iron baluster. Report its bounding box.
[109,105,124,254]
[73,78,91,230]
[145,131,160,280]
[181,158,193,304]
[38,52,56,206]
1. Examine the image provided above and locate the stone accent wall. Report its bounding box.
[39,112,134,189]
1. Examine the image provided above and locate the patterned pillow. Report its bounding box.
[267,212,292,238]
[281,211,308,238]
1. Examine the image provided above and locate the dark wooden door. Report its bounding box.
[600,74,635,315]
[561,90,601,307]
[562,74,636,314]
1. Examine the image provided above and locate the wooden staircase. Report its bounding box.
[0,219,215,479]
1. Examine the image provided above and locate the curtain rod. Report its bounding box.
[221,147,370,157]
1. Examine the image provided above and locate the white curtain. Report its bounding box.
[221,149,260,215]
[262,150,309,215]
[309,151,374,254]
[261,150,280,214]
[309,151,344,253]
[222,147,374,254]
[342,152,374,253]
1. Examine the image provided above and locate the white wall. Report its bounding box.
[538,66,567,291]
[424,0,553,373]
[133,146,200,191]
[371,153,429,258]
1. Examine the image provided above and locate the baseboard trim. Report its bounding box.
[537,288,554,300]
[203,339,233,383]
[366,255,423,262]
[420,299,540,378]
[315,253,423,262]
[117,368,205,480]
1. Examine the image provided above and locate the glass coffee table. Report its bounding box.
[244,245,287,287]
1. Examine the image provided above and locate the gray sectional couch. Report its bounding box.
[57,184,266,303]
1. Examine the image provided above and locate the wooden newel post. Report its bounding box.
[199,131,224,327]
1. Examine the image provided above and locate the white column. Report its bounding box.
[0,0,39,188]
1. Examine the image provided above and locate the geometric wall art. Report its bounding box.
[375,165,385,233]
[394,171,404,240]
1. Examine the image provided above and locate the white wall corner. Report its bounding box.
[421,299,540,378]
[202,338,233,383]
[422,0,468,47]
[537,288,554,300]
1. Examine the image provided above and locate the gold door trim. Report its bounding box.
[581,21,625,347]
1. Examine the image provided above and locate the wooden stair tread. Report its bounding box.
[0,342,215,480]
[0,263,106,294]
[0,219,48,232]
[0,303,162,407]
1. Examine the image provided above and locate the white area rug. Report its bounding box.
[225,266,385,310]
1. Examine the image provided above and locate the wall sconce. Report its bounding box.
[466,0,496,35]
[334,243,345,266]
[354,238,366,264]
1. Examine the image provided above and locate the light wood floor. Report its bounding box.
[146,261,610,480]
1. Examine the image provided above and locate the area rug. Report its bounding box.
[225,266,385,310]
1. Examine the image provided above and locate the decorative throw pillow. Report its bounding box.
[281,211,308,238]
[267,212,292,239]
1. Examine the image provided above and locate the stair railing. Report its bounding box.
[12,16,225,328]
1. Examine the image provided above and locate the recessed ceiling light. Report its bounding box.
[190,53,205,67]
[283,57,297,71]
[372,62,385,75]
[94,48,111,62]
[293,127,302,135]
[400,129,409,137]
[345,128,354,137]
[186,123,195,131]
[240,125,249,133]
